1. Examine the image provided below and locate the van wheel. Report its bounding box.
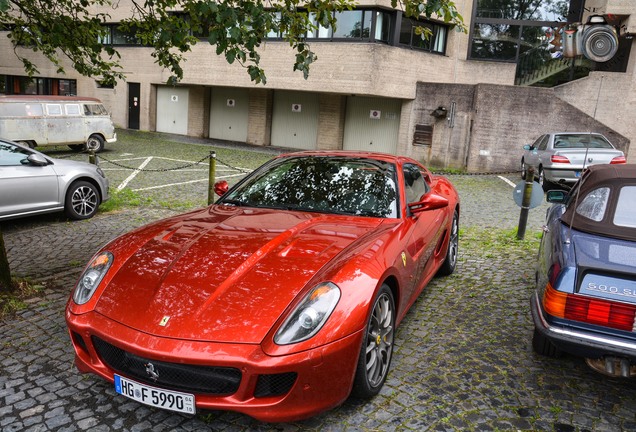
[64,181,100,220]
[17,141,35,149]
[68,145,84,152]
[86,135,105,153]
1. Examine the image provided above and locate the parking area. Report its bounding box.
[2,133,636,431]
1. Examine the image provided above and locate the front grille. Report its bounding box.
[92,337,241,395]
[254,372,297,398]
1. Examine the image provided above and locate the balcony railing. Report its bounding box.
[515,44,590,86]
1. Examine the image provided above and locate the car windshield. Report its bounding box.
[221,156,398,218]
[553,134,613,149]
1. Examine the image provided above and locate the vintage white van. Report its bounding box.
[0,95,117,152]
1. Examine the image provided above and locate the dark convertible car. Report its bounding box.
[531,164,636,377]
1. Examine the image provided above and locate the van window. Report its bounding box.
[25,104,43,116]
[83,104,108,115]
[65,104,81,115]
[0,103,44,116]
[46,104,63,115]
[0,104,26,116]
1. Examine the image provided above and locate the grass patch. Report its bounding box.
[0,279,45,320]
[100,188,154,213]
[460,226,541,256]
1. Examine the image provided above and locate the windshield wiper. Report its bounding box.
[219,198,247,207]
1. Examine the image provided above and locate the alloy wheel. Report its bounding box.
[71,185,98,217]
[364,292,394,387]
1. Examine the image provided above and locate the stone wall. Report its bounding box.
[411,82,630,173]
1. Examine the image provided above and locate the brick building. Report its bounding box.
[0,0,634,171]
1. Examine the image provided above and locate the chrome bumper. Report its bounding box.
[531,292,636,357]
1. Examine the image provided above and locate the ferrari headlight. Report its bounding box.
[73,252,113,305]
[274,282,340,345]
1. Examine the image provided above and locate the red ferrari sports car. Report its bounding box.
[65,151,460,422]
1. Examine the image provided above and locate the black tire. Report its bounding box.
[532,328,561,358]
[521,159,527,180]
[351,284,395,399]
[17,140,35,149]
[437,211,459,276]
[68,144,84,152]
[86,134,105,153]
[64,181,100,220]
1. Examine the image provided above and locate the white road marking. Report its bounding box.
[498,175,517,188]
[105,154,250,192]
[132,173,248,192]
[117,157,153,191]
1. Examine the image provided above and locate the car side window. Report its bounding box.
[537,135,549,151]
[614,186,636,228]
[576,187,609,222]
[403,164,430,204]
[531,135,544,149]
[0,142,29,166]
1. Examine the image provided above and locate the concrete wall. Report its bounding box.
[554,71,636,162]
[409,82,630,173]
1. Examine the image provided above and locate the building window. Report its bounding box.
[3,76,76,95]
[399,18,447,54]
[101,24,144,46]
[470,23,520,61]
[265,8,392,43]
[374,11,391,43]
[332,10,370,38]
[469,0,570,62]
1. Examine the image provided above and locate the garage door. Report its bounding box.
[343,97,401,154]
[156,86,189,135]
[209,87,249,142]
[271,91,318,150]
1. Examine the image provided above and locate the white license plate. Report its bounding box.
[114,374,196,414]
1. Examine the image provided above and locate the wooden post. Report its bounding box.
[208,151,216,205]
[517,167,535,240]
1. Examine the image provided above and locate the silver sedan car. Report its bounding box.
[521,132,626,189]
[0,139,109,220]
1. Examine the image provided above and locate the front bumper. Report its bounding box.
[531,292,636,359]
[66,309,363,422]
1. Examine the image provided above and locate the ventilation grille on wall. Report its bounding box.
[413,124,433,146]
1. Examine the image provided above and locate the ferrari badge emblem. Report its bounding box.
[401,252,407,267]
[159,316,170,326]
[145,363,160,381]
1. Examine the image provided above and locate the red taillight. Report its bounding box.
[610,156,627,164]
[542,284,636,331]
[550,155,570,164]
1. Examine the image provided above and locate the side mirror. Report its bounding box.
[26,153,49,166]
[546,190,567,203]
[523,144,533,151]
[408,193,448,215]
[214,180,229,197]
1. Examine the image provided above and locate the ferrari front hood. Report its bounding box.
[95,206,383,343]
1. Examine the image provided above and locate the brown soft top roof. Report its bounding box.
[561,164,636,241]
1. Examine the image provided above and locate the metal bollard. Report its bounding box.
[207,151,217,205]
[88,149,97,165]
[517,167,535,240]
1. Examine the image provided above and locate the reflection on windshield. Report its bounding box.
[221,156,398,218]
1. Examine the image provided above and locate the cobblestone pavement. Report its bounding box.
[2,142,636,431]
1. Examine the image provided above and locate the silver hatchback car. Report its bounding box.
[0,139,109,220]
[521,132,626,189]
